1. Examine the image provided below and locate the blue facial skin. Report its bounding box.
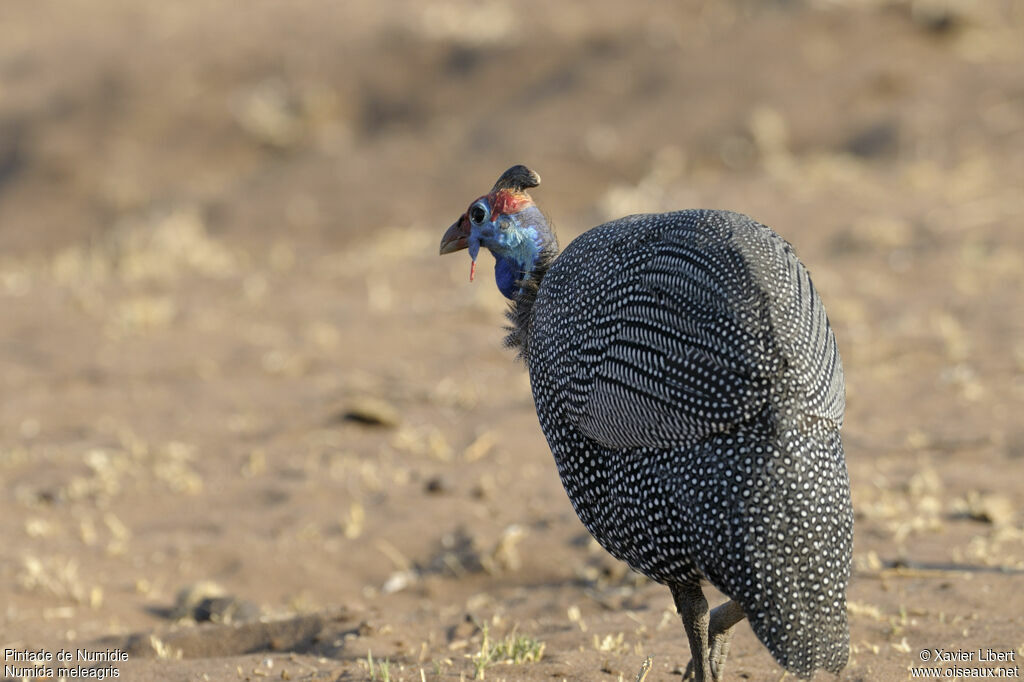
[494,254,523,300]
[469,204,550,300]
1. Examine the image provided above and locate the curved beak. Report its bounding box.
[439,216,470,255]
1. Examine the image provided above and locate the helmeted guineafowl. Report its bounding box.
[440,165,852,681]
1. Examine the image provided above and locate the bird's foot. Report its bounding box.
[681,641,727,682]
[681,599,746,682]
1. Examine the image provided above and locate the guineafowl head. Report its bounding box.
[440,165,557,300]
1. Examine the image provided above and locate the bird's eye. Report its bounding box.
[469,202,488,225]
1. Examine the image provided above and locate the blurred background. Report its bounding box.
[1,1,1022,680]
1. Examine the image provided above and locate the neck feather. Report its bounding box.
[503,243,558,360]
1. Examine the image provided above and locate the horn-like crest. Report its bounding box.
[491,165,541,193]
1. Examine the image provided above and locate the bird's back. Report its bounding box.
[523,209,852,677]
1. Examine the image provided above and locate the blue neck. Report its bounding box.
[495,254,524,300]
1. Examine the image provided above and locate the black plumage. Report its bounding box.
[442,167,853,681]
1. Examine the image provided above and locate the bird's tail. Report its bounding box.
[739,436,853,677]
[744,587,850,677]
[692,430,853,677]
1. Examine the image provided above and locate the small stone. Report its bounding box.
[845,120,900,159]
[381,569,417,594]
[424,475,449,494]
[169,581,226,620]
[168,582,260,624]
[962,491,1016,526]
[339,397,400,428]
[193,596,260,623]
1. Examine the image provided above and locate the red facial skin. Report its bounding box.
[489,189,532,216]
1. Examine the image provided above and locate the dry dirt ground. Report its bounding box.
[2,1,1023,681]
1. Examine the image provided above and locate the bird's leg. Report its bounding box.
[670,582,710,682]
[707,599,746,680]
[681,599,747,682]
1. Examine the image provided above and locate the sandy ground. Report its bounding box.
[2,1,1023,680]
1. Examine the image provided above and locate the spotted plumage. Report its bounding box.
[440,166,853,680]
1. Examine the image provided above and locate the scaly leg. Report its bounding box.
[670,582,710,682]
[707,600,746,679]
[682,599,747,682]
